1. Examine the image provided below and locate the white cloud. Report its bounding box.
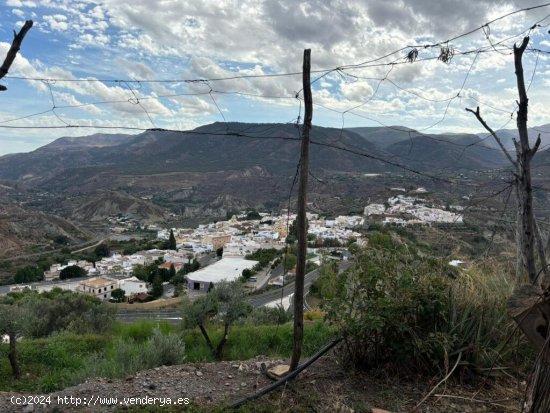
[12,8,25,17]
[6,0,37,7]
[2,0,550,155]
[43,14,68,31]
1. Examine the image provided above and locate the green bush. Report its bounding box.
[321,234,526,375]
[20,290,115,337]
[323,242,451,372]
[146,329,186,366]
[69,328,186,385]
[246,306,291,325]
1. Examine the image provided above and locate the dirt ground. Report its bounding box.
[0,352,526,413]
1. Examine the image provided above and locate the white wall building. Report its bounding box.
[78,277,117,301]
[186,257,259,292]
[117,277,148,295]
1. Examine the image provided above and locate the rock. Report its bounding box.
[268,364,290,377]
[240,382,247,387]
[22,405,34,413]
[332,402,355,413]
[196,371,203,377]
[227,375,233,379]
[231,364,240,369]
[371,409,391,413]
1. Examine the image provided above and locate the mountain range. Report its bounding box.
[2,121,549,226]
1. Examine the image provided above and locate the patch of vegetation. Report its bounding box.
[59,265,87,279]
[319,231,531,375]
[14,265,43,283]
[0,319,335,393]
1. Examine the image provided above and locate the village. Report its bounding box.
[3,192,464,303]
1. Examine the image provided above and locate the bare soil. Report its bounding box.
[0,353,526,413]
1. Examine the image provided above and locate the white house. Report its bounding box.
[78,277,117,301]
[117,276,148,295]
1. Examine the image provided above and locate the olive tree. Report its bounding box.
[183,281,252,359]
[0,302,26,378]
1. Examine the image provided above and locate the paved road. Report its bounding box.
[116,261,352,324]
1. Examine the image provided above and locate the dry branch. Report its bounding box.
[0,20,33,92]
[465,106,516,167]
[414,352,462,411]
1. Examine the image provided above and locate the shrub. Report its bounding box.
[304,310,324,321]
[146,329,186,367]
[247,306,291,325]
[322,235,454,373]
[20,290,115,337]
[321,236,526,376]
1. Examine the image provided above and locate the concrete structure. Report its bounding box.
[78,277,117,301]
[185,257,259,292]
[117,276,148,295]
[203,234,231,251]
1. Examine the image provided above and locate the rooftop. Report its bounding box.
[80,277,116,288]
[186,258,259,284]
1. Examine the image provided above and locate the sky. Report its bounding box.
[0,0,550,155]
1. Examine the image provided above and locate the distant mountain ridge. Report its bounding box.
[477,124,550,152]
[0,121,535,224]
[0,122,515,183]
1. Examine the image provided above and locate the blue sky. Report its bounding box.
[0,0,549,155]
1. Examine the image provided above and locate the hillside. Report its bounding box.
[0,204,91,259]
[0,122,517,225]
[478,123,550,152]
[385,133,508,171]
[70,190,168,223]
[347,125,417,149]
[0,353,522,413]
[0,123,389,184]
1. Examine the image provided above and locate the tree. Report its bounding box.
[242,268,253,279]
[168,229,177,250]
[286,219,298,244]
[151,274,163,298]
[466,36,549,412]
[183,281,252,359]
[14,266,43,283]
[158,267,170,282]
[94,243,111,259]
[0,20,33,92]
[133,263,158,282]
[284,254,297,272]
[20,289,115,337]
[0,303,26,378]
[111,288,126,303]
[246,210,261,220]
[168,264,176,280]
[59,265,87,280]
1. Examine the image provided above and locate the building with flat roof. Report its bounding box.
[78,277,117,301]
[185,257,258,292]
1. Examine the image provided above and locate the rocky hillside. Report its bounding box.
[70,190,168,223]
[0,122,516,225]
